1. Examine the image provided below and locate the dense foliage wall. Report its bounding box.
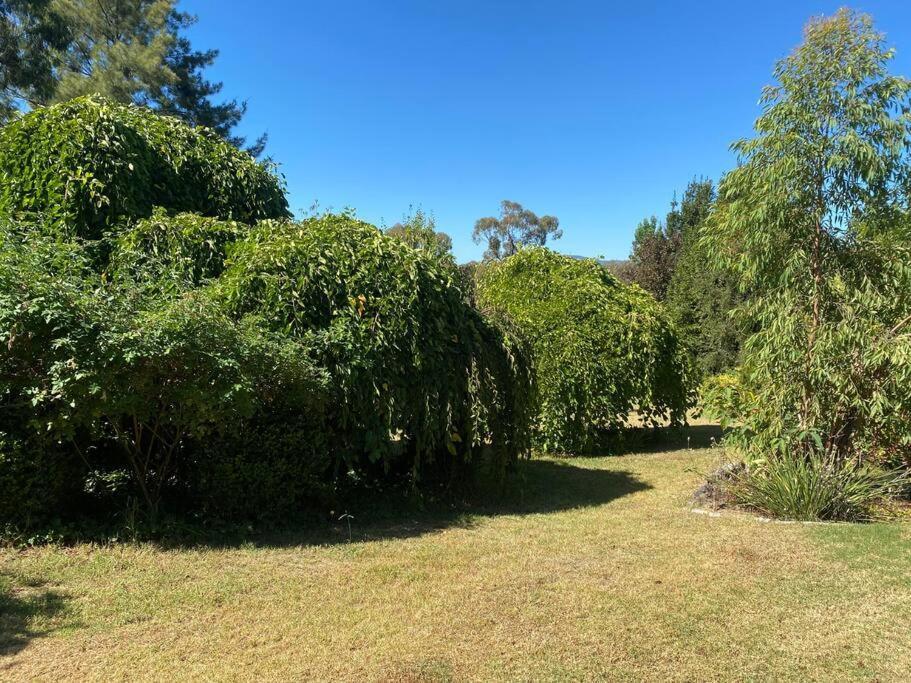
[477,248,694,453]
[218,214,535,482]
[0,95,288,241]
[0,98,534,530]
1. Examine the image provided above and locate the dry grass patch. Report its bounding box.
[2,437,909,681]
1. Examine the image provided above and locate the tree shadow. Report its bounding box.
[157,458,652,550]
[0,575,70,661]
[596,423,725,456]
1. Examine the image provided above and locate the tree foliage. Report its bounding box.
[477,248,694,453]
[0,0,264,154]
[0,95,288,241]
[627,179,713,301]
[385,206,453,260]
[218,213,536,480]
[473,200,561,260]
[704,9,911,473]
[664,179,745,376]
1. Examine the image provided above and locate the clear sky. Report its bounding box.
[181,1,911,263]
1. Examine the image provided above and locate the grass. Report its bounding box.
[2,427,910,681]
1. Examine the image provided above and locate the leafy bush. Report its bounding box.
[109,209,247,291]
[0,230,327,519]
[476,247,694,453]
[0,433,81,525]
[218,213,535,481]
[0,95,288,240]
[730,451,905,521]
[188,412,331,522]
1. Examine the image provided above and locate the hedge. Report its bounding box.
[477,248,695,453]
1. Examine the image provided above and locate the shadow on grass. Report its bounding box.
[595,423,725,456]
[156,458,652,550]
[0,575,70,660]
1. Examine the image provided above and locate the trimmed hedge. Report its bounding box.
[477,248,695,453]
[0,96,289,240]
[218,213,536,481]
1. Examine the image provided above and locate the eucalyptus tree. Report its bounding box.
[704,9,911,466]
[473,200,561,260]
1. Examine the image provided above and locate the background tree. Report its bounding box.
[385,206,453,260]
[626,215,679,299]
[152,9,266,156]
[473,200,561,260]
[703,9,911,511]
[664,178,745,376]
[626,179,713,300]
[0,0,264,154]
[0,0,68,121]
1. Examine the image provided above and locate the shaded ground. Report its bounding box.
[2,433,909,681]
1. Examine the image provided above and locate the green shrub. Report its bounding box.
[0,433,82,525]
[0,230,327,519]
[218,213,535,481]
[477,247,694,453]
[189,411,331,522]
[109,209,247,291]
[698,372,752,429]
[730,451,905,521]
[0,95,289,240]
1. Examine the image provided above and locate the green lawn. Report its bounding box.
[2,431,910,681]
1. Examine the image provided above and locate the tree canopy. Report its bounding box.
[385,207,453,260]
[0,0,264,154]
[473,200,561,260]
[703,8,911,468]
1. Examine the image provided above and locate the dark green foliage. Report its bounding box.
[627,178,713,302]
[477,248,694,453]
[0,228,327,521]
[626,215,679,300]
[189,413,331,522]
[0,0,68,122]
[0,434,80,524]
[666,243,744,377]
[218,213,535,480]
[0,95,288,240]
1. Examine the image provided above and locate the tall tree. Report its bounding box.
[626,215,679,299]
[0,0,68,120]
[627,179,713,300]
[48,0,175,105]
[386,206,453,260]
[473,200,561,260]
[662,179,745,376]
[0,1,264,155]
[152,9,266,156]
[704,9,911,465]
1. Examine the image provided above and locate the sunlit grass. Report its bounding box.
[2,438,909,681]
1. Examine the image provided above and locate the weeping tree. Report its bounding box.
[704,10,911,484]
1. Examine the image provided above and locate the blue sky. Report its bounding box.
[181,1,911,263]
